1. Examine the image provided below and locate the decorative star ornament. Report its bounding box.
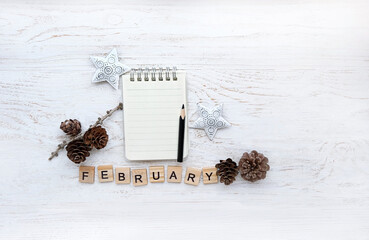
[90,48,130,89]
[192,103,231,140]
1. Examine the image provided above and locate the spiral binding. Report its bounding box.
[130,67,178,81]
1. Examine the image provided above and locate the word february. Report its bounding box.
[79,165,218,186]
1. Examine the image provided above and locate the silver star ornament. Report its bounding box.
[192,103,231,140]
[90,48,130,89]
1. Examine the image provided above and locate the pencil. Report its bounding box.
[177,104,186,162]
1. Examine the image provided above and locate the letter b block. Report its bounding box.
[115,167,131,184]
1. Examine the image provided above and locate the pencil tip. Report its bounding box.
[182,104,184,109]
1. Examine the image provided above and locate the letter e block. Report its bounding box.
[184,167,201,186]
[97,165,114,183]
[202,167,218,184]
[79,166,95,183]
[115,167,131,184]
[149,166,165,183]
[167,166,182,183]
[132,169,148,186]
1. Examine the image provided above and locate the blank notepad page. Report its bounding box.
[122,71,188,160]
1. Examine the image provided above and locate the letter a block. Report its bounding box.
[184,167,201,186]
[202,167,218,184]
[115,167,131,184]
[167,166,182,183]
[149,166,165,183]
[132,169,148,186]
[79,166,95,183]
[97,165,114,183]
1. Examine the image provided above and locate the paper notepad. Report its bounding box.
[122,68,188,161]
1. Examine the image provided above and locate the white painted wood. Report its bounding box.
[0,0,369,239]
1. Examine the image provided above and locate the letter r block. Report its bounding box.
[132,169,148,186]
[184,167,201,186]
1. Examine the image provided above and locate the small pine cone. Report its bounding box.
[66,139,91,164]
[60,119,81,136]
[239,150,270,182]
[215,158,239,185]
[83,126,108,149]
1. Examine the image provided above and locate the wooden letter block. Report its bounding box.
[167,166,182,183]
[97,165,114,183]
[149,166,165,183]
[202,167,218,184]
[79,166,95,183]
[184,167,201,186]
[132,169,148,186]
[115,167,131,184]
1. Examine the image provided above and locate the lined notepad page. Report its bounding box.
[122,72,188,160]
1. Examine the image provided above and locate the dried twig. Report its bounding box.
[48,102,123,161]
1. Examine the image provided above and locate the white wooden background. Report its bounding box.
[1,0,368,239]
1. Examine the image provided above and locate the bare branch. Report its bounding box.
[48,102,123,161]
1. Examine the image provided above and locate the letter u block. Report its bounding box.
[149,166,165,183]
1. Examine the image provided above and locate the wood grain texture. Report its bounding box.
[0,0,369,239]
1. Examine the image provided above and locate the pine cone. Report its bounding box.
[83,126,108,149]
[215,158,239,185]
[239,150,270,182]
[60,119,81,136]
[66,139,91,164]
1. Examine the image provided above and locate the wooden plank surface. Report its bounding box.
[0,0,368,239]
